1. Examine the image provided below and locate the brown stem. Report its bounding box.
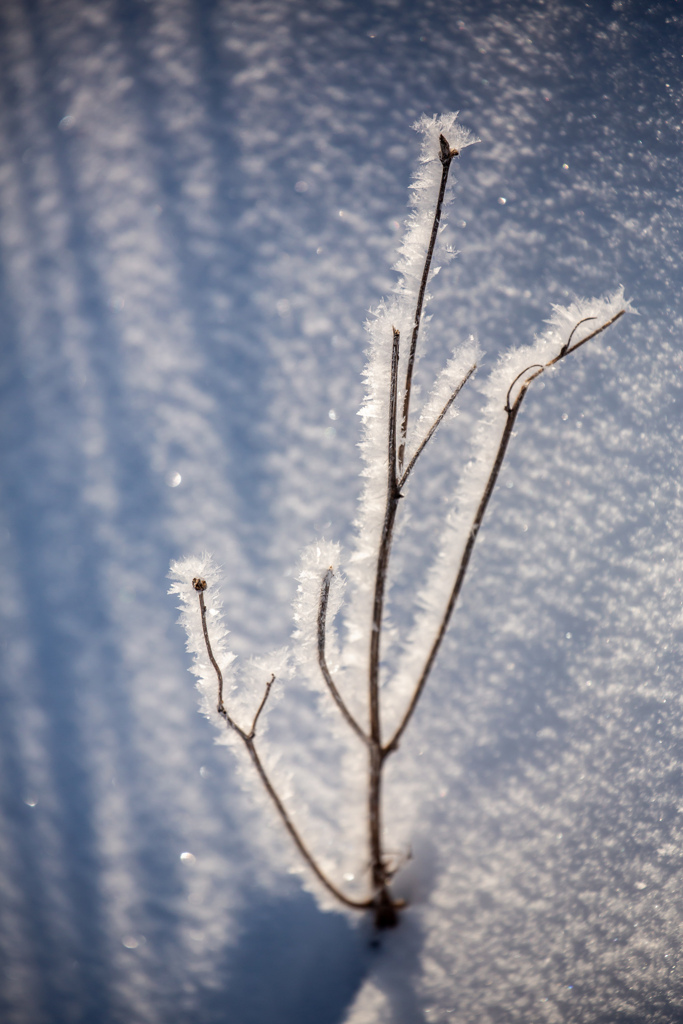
[398,133,459,473]
[398,363,476,490]
[386,308,626,754]
[240,733,372,911]
[249,674,275,739]
[193,579,226,713]
[193,582,372,912]
[317,569,368,744]
[367,326,401,914]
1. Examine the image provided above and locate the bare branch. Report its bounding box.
[367,325,402,906]
[369,325,401,745]
[551,309,624,362]
[398,133,460,473]
[398,363,476,490]
[388,327,400,485]
[194,582,372,912]
[560,316,596,357]
[317,569,368,744]
[386,309,626,754]
[249,674,275,739]
[193,578,228,716]
[238,732,373,911]
[505,365,544,414]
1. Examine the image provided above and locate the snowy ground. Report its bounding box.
[1,1,683,1021]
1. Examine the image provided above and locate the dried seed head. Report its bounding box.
[192,578,207,591]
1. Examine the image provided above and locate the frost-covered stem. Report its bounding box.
[368,326,401,923]
[238,732,372,911]
[386,309,626,754]
[398,134,459,473]
[249,674,275,738]
[193,583,371,912]
[369,326,401,739]
[195,580,226,713]
[317,569,368,744]
[398,363,477,490]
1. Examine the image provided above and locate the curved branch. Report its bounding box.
[317,569,368,744]
[560,316,596,357]
[249,674,275,739]
[194,579,227,714]
[194,584,372,911]
[551,310,624,362]
[239,730,373,910]
[505,365,544,414]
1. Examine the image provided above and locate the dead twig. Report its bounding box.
[398,134,460,473]
[192,578,372,912]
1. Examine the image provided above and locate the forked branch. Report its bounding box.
[176,124,628,933]
[192,578,372,912]
[398,362,477,490]
[386,307,626,754]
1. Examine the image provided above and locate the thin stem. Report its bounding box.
[386,308,626,754]
[369,326,401,745]
[398,363,476,490]
[193,582,371,912]
[367,326,401,908]
[560,316,596,357]
[550,310,624,362]
[249,674,275,739]
[317,569,368,744]
[398,133,459,473]
[240,734,372,910]
[194,579,226,713]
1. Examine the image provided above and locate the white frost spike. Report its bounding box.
[168,554,236,727]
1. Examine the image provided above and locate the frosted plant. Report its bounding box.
[169,114,630,929]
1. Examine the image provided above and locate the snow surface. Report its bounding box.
[1,1,683,1022]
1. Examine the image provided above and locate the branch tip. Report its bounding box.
[560,316,597,357]
[505,364,544,414]
[317,569,368,744]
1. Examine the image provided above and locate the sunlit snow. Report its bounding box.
[1,1,682,1022]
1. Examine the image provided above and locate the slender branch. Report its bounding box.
[389,327,400,486]
[398,363,476,490]
[560,316,596,357]
[369,326,401,745]
[367,326,401,907]
[317,569,368,744]
[249,674,275,739]
[239,733,372,910]
[193,578,226,714]
[398,133,460,473]
[193,580,372,912]
[386,309,626,754]
[505,365,544,414]
[551,310,624,362]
